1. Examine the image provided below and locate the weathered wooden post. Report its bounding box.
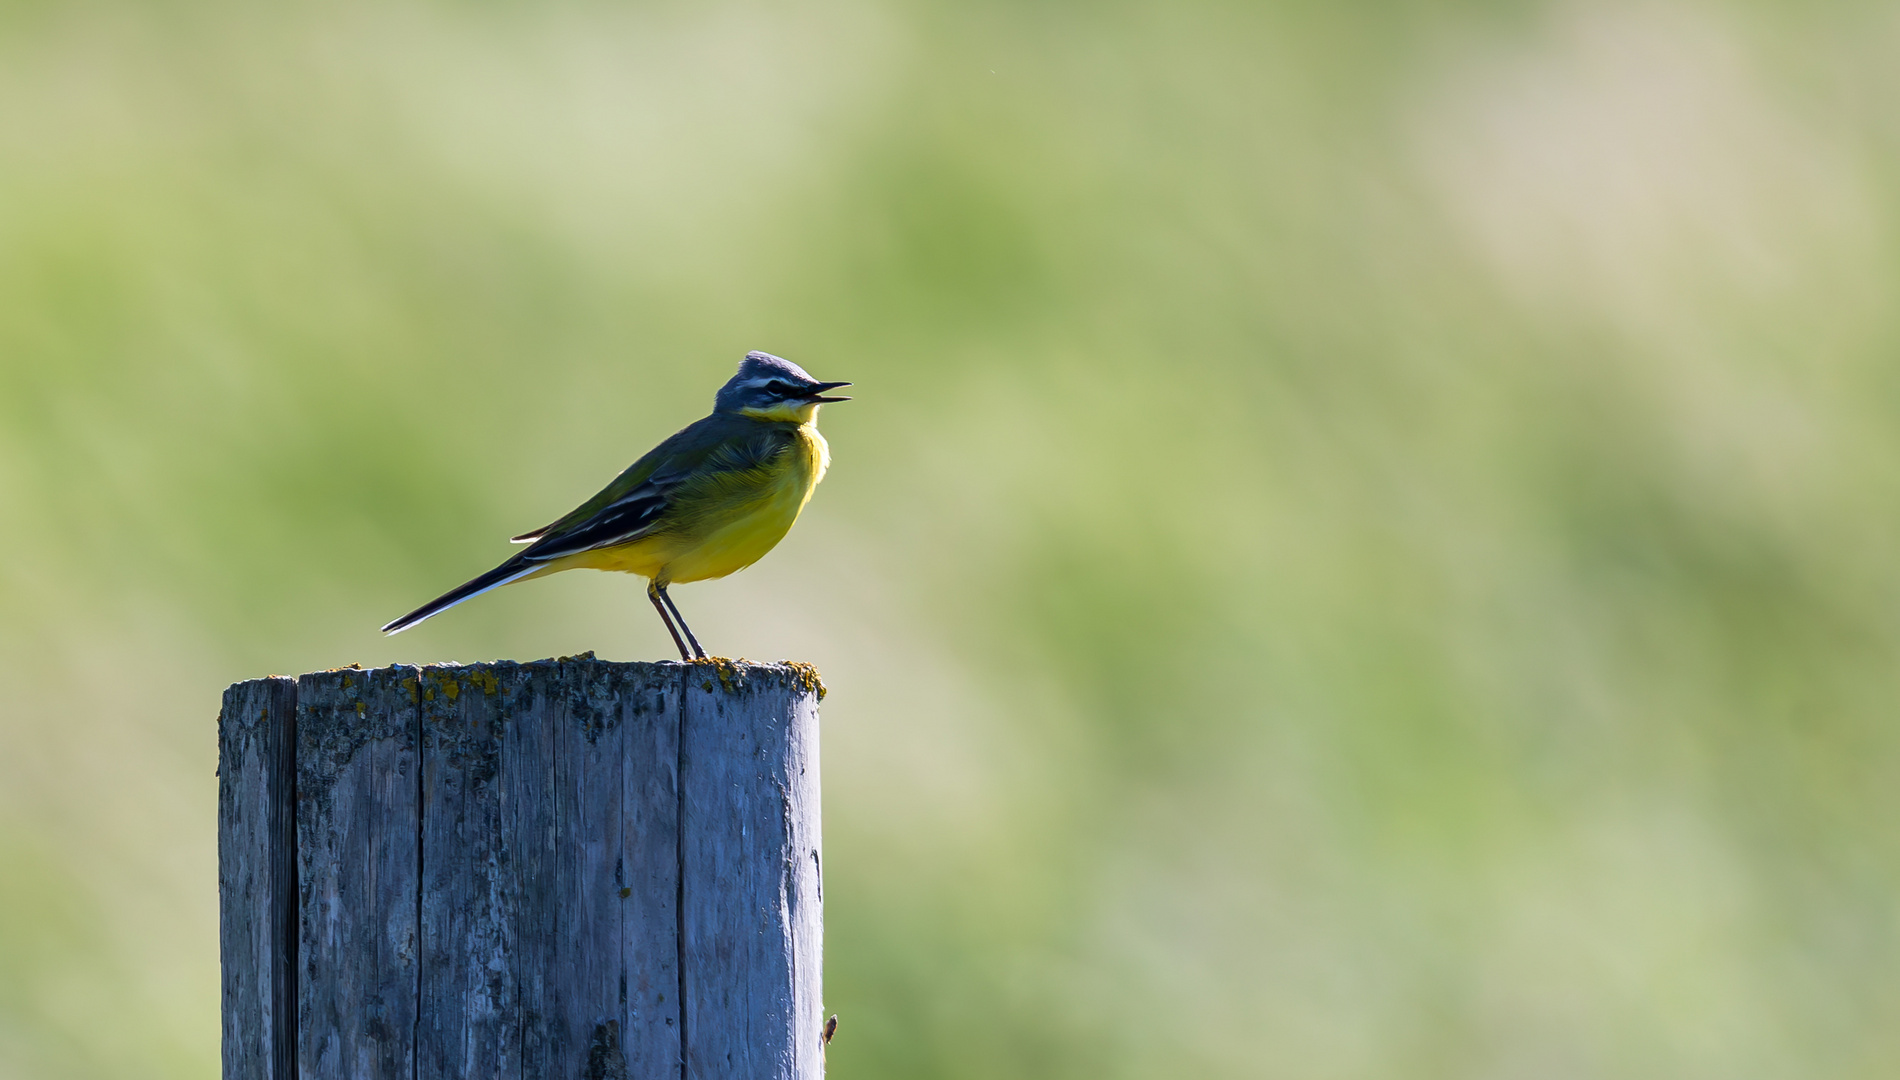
[218,656,826,1079]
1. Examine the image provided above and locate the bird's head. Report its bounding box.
[714,351,851,423]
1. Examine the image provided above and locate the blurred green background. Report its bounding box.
[4,0,1900,1076]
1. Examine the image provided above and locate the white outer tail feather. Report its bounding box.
[381,564,540,635]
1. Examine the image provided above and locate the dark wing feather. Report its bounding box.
[518,415,792,563]
[518,471,686,561]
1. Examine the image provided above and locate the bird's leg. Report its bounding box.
[647,579,692,661]
[658,585,708,660]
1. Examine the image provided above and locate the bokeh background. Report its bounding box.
[4,0,1900,1076]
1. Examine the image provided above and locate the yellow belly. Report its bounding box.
[541,422,827,585]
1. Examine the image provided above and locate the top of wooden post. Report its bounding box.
[219,652,828,1080]
[236,653,827,700]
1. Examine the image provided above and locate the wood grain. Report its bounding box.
[218,675,297,1079]
[507,660,683,1079]
[680,664,825,1080]
[295,664,421,1078]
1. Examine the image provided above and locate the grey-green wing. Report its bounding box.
[516,415,791,563]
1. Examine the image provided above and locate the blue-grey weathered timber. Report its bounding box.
[217,657,826,1079]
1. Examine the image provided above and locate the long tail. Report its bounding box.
[381,560,541,635]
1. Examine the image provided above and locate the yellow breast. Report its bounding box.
[555,420,828,585]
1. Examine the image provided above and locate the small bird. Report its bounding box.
[381,351,850,658]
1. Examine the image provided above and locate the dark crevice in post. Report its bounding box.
[675,668,691,1080]
[411,688,424,1080]
[583,1019,631,1080]
[271,683,299,1080]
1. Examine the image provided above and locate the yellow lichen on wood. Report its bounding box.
[418,669,466,703]
[678,657,827,699]
[782,662,827,701]
[687,656,747,692]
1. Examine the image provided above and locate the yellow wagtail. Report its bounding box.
[380,351,850,658]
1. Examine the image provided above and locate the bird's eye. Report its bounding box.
[764,380,797,396]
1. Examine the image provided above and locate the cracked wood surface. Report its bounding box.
[217,658,824,1079]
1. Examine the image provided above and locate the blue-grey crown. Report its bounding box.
[713,351,850,413]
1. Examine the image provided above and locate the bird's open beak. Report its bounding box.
[804,380,852,403]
